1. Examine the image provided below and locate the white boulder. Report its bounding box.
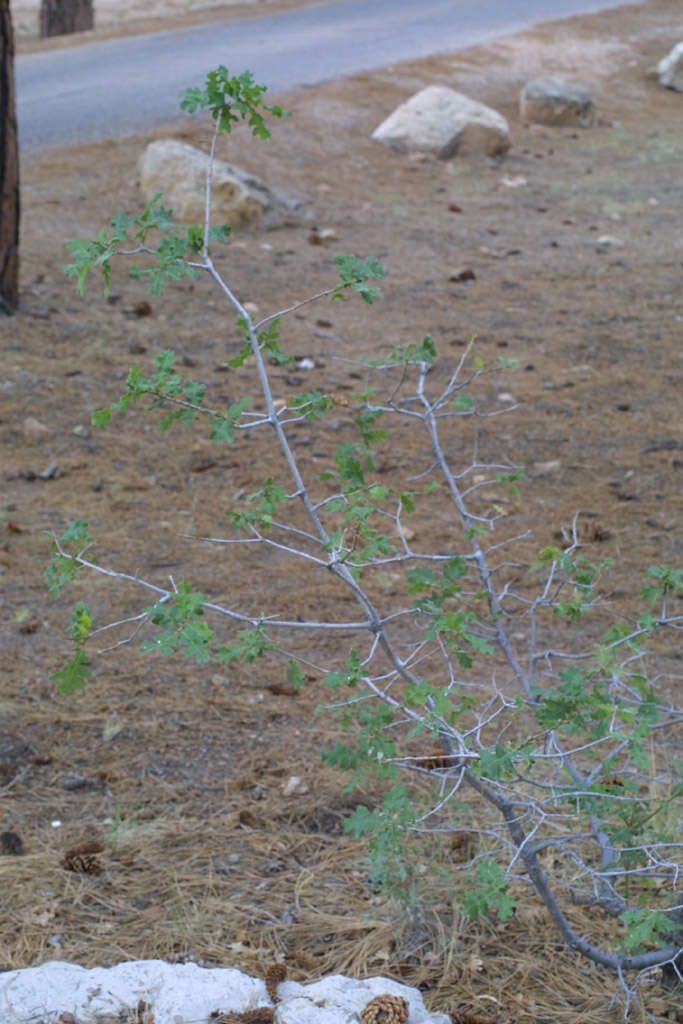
[0,960,261,1022]
[276,974,449,1024]
[520,77,594,126]
[372,86,510,159]
[138,139,303,229]
[0,960,452,1024]
[657,41,683,92]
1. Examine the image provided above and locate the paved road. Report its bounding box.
[16,0,640,150]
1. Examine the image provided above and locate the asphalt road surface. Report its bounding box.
[17,0,640,150]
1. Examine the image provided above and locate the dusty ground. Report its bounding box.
[1,1,682,1022]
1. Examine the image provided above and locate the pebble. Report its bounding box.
[450,267,476,282]
[39,459,59,480]
[23,416,50,441]
[308,227,339,245]
[499,175,527,188]
[596,235,624,248]
[282,775,309,796]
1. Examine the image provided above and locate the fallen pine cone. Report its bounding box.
[264,962,287,1003]
[59,851,101,876]
[361,994,409,1024]
[414,746,452,771]
[1,830,24,856]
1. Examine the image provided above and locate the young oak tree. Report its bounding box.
[0,0,19,314]
[50,66,683,1015]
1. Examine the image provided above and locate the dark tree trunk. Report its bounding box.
[0,0,19,315]
[40,0,94,38]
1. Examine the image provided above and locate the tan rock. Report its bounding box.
[23,416,50,442]
[372,86,510,159]
[138,139,304,230]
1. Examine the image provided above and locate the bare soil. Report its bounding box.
[1,2,682,1022]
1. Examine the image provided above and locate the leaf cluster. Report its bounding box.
[141,583,273,666]
[180,66,288,138]
[92,349,250,442]
[65,195,230,297]
[45,519,94,596]
[364,334,436,368]
[331,254,385,304]
[231,478,289,533]
[463,861,516,922]
[226,317,292,369]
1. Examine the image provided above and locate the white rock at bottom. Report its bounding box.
[0,960,451,1024]
[276,974,449,1024]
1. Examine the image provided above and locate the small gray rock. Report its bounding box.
[520,77,594,126]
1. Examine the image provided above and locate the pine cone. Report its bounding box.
[60,850,102,874]
[264,962,287,1003]
[1,830,24,855]
[415,747,450,771]
[360,994,410,1024]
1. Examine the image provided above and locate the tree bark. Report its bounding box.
[0,0,19,314]
[40,0,94,38]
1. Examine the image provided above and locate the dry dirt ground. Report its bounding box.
[1,1,683,1022]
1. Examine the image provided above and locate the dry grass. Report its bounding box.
[2,660,681,1022]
